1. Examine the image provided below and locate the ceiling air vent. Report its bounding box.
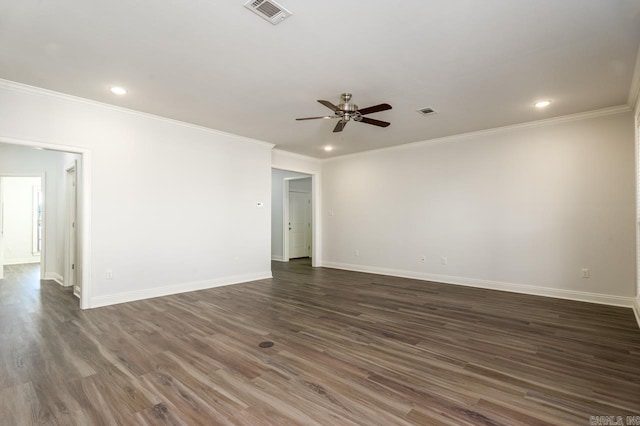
[417,107,437,116]
[244,0,292,25]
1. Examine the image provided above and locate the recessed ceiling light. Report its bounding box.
[534,100,551,108]
[110,86,127,95]
[324,146,333,152]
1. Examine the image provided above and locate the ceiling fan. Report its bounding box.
[296,93,392,132]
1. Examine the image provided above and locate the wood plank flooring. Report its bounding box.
[1,260,639,425]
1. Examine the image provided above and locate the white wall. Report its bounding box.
[271,169,310,260]
[0,144,67,277]
[0,80,273,308]
[1,176,41,264]
[321,111,636,301]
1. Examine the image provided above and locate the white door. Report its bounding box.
[289,191,311,259]
[65,166,77,292]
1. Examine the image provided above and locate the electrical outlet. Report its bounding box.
[354,250,360,257]
[441,257,448,265]
[419,255,426,263]
[581,268,590,278]
[106,270,113,280]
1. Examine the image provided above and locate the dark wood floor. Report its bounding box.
[1,261,639,425]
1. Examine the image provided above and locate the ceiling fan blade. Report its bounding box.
[358,103,392,115]
[360,117,390,127]
[296,116,335,120]
[318,100,340,111]
[333,120,347,132]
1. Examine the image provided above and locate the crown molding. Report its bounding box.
[628,42,640,109]
[322,105,632,163]
[0,79,275,149]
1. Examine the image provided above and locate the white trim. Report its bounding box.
[271,149,321,169]
[89,271,273,308]
[633,296,640,329]
[64,161,77,293]
[79,150,91,310]
[32,184,41,255]
[43,271,64,286]
[321,261,636,308]
[636,99,640,326]
[283,179,290,262]
[0,79,275,150]
[628,42,640,108]
[271,255,286,262]
[0,136,85,154]
[323,105,632,163]
[39,173,46,283]
[3,258,40,265]
[311,174,319,267]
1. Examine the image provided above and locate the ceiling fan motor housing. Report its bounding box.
[338,92,358,113]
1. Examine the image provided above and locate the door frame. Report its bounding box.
[284,184,312,260]
[0,136,92,309]
[277,172,318,266]
[0,173,46,280]
[64,162,77,292]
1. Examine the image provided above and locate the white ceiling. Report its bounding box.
[1,0,639,158]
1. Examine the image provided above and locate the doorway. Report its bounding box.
[271,168,316,263]
[0,137,90,309]
[0,176,43,279]
[288,189,311,259]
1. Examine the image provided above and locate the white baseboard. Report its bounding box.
[633,296,640,329]
[43,272,64,286]
[321,261,636,308]
[271,255,287,262]
[89,271,273,309]
[4,258,40,265]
